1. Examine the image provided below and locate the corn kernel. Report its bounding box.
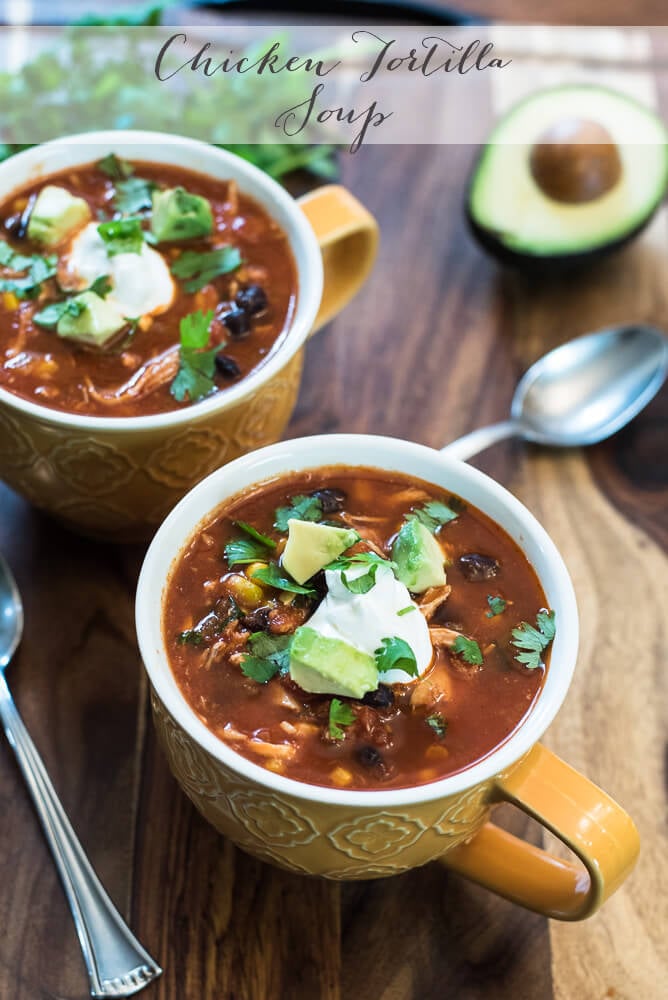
[330,766,353,787]
[425,744,449,760]
[224,573,265,611]
[265,759,285,774]
[2,292,19,310]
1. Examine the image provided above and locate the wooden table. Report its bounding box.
[1,18,667,1000]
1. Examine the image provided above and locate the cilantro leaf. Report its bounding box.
[170,309,220,404]
[97,217,144,256]
[427,713,448,738]
[171,247,242,293]
[0,243,57,299]
[410,499,460,534]
[251,563,315,595]
[96,153,134,180]
[114,176,156,215]
[511,610,556,670]
[274,494,323,532]
[33,296,86,328]
[235,520,276,549]
[329,698,356,740]
[224,521,276,566]
[341,564,378,594]
[486,595,507,618]
[240,632,292,683]
[375,636,418,677]
[326,551,393,595]
[452,635,484,666]
[177,629,203,646]
[88,274,113,297]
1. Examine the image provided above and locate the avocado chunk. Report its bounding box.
[392,519,446,594]
[27,185,91,248]
[57,291,126,348]
[467,84,668,269]
[289,626,379,699]
[150,186,213,242]
[282,520,358,585]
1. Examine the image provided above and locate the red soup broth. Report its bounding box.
[0,158,297,417]
[163,467,553,791]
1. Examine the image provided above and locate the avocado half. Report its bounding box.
[467,84,668,269]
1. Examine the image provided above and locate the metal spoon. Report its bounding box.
[0,553,162,998]
[441,325,668,461]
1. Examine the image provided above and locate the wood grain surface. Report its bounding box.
[0,14,667,1000]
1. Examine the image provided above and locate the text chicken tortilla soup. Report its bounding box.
[163,466,556,791]
[0,154,297,417]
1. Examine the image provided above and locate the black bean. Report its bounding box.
[242,606,272,632]
[311,488,346,514]
[215,353,241,378]
[356,745,384,768]
[235,284,268,316]
[458,553,500,582]
[361,684,394,709]
[4,194,35,240]
[222,308,251,338]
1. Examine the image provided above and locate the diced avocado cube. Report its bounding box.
[289,626,379,699]
[150,186,213,242]
[392,519,446,594]
[57,291,126,348]
[27,185,91,248]
[282,520,358,585]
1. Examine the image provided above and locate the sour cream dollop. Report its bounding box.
[61,222,175,317]
[306,563,433,684]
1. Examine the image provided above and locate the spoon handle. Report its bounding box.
[0,673,162,998]
[440,420,519,462]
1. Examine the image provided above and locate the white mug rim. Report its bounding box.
[0,130,323,432]
[136,433,580,808]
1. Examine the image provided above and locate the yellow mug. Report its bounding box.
[137,434,640,921]
[0,132,378,541]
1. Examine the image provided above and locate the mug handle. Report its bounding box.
[298,184,379,333]
[441,744,640,920]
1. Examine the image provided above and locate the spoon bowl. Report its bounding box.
[0,553,22,670]
[442,324,668,461]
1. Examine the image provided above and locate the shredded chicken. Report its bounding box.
[418,585,452,622]
[268,604,308,635]
[247,739,296,760]
[84,346,179,406]
[203,620,249,669]
[5,305,31,358]
[428,626,465,648]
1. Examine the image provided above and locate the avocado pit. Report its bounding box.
[529,118,623,204]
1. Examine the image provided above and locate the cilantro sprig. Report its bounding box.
[171,247,242,293]
[452,635,484,666]
[224,520,276,566]
[511,610,556,670]
[274,494,323,532]
[410,498,462,534]
[486,595,507,618]
[170,309,220,404]
[0,242,57,299]
[33,275,113,328]
[329,698,356,740]
[251,563,315,596]
[375,636,418,677]
[327,551,393,595]
[97,217,144,256]
[97,153,134,180]
[240,632,292,684]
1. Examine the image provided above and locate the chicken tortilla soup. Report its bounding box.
[164,467,556,791]
[0,154,297,417]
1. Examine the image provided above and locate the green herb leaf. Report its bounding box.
[97,217,144,256]
[375,636,418,677]
[88,274,113,297]
[326,551,393,595]
[329,698,356,740]
[235,520,276,549]
[0,242,57,299]
[410,499,460,534]
[511,610,556,670]
[96,153,134,180]
[240,632,292,683]
[427,713,448,738]
[170,309,219,404]
[251,563,316,595]
[452,635,484,666]
[274,494,323,532]
[486,595,507,618]
[114,176,156,215]
[171,246,242,293]
[32,296,85,328]
[341,564,378,594]
[397,605,416,616]
[178,629,203,646]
